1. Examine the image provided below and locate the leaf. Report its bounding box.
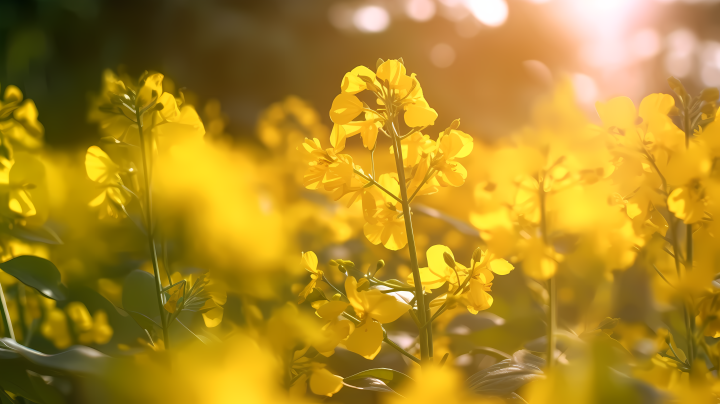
[446,312,505,336]
[344,368,413,391]
[122,270,160,319]
[10,224,63,245]
[0,388,16,404]
[467,350,545,396]
[0,256,65,300]
[126,310,160,334]
[27,370,65,404]
[342,378,400,395]
[122,271,206,346]
[1,338,112,375]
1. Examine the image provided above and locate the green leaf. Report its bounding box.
[10,224,62,245]
[122,270,159,319]
[122,270,205,346]
[344,368,413,391]
[1,338,112,375]
[0,387,16,404]
[27,370,65,404]
[0,256,65,300]
[342,378,400,395]
[467,350,545,396]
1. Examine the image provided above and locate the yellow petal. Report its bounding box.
[313,300,350,320]
[163,282,184,314]
[344,320,383,360]
[404,101,438,128]
[310,367,344,397]
[426,245,454,279]
[4,85,23,103]
[9,188,35,217]
[329,93,363,124]
[363,290,410,324]
[376,59,408,89]
[341,66,376,94]
[667,186,705,224]
[290,373,308,397]
[302,251,319,274]
[313,319,355,357]
[487,259,514,275]
[136,73,164,110]
[85,146,120,183]
[202,306,224,328]
[595,96,636,130]
[465,278,493,314]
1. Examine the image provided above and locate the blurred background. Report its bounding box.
[2,0,720,148]
[0,1,718,402]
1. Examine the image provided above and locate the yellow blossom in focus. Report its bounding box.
[344,276,410,359]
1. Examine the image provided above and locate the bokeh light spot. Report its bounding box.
[430,43,456,68]
[353,5,390,33]
[630,28,661,61]
[465,0,508,27]
[406,0,437,22]
[571,73,598,105]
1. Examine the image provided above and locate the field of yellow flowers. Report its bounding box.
[1,56,720,404]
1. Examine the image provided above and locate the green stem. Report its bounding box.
[137,113,170,350]
[0,279,14,340]
[408,169,437,203]
[14,284,27,340]
[354,169,402,203]
[539,174,556,370]
[384,334,421,364]
[390,122,430,364]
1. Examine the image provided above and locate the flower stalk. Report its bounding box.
[137,112,170,350]
[0,280,14,340]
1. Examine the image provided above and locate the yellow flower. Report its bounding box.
[404,98,438,128]
[667,181,705,224]
[521,237,562,280]
[331,112,383,151]
[6,152,49,226]
[313,318,355,357]
[298,251,322,303]
[322,153,365,206]
[411,245,512,313]
[409,244,461,292]
[292,364,344,397]
[696,293,720,338]
[89,70,205,151]
[362,174,407,250]
[433,127,473,187]
[341,65,376,94]
[394,132,437,167]
[0,84,44,151]
[343,276,410,359]
[41,306,72,349]
[309,365,344,397]
[85,146,131,219]
[329,93,364,125]
[166,271,227,328]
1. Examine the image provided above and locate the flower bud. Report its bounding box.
[450,118,460,130]
[667,76,688,102]
[374,260,385,276]
[472,247,483,264]
[701,87,719,102]
[443,252,456,268]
